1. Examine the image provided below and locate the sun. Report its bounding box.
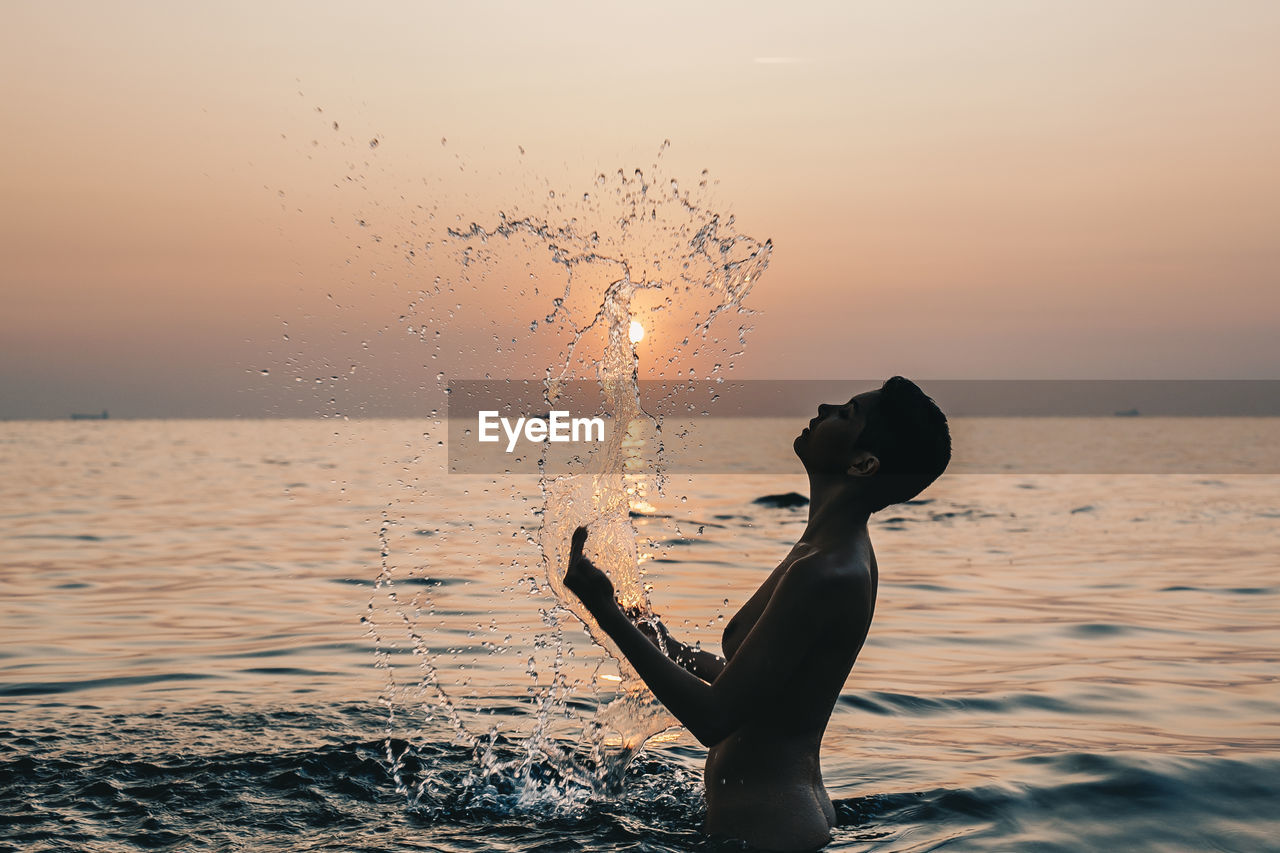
[628,319,645,344]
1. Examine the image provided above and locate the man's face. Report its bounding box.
[793,390,880,474]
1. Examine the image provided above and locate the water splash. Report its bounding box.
[368,149,770,811]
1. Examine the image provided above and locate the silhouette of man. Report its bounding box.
[564,376,950,851]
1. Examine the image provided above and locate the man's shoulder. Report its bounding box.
[781,549,872,596]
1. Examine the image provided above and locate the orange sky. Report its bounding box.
[2,1,1278,417]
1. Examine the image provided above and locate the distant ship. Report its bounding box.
[1113,408,1141,417]
[70,410,109,420]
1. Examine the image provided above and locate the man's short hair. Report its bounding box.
[856,376,951,512]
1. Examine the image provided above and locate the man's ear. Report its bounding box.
[846,450,879,478]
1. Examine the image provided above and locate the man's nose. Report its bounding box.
[818,403,833,417]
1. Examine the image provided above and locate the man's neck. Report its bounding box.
[802,473,871,548]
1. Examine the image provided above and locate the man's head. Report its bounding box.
[794,377,950,512]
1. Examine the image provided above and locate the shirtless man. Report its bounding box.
[563,376,951,852]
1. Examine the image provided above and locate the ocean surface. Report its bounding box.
[3,418,1279,852]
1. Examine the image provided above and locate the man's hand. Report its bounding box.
[563,526,616,614]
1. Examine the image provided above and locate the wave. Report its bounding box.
[3,706,1278,852]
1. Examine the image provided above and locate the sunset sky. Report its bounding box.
[3,1,1278,418]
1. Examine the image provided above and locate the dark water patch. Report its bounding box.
[10,533,111,542]
[891,582,954,593]
[833,790,924,825]
[629,510,674,519]
[840,690,1081,717]
[1160,584,1276,596]
[830,786,1022,850]
[711,513,751,520]
[683,519,728,529]
[332,575,462,588]
[53,582,92,589]
[241,667,346,678]
[399,576,465,587]
[0,672,218,698]
[1068,622,1131,638]
[1071,505,1096,514]
[902,498,935,506]
[657,537,713,547]
[928,509,984,522]
[751,492,808,508]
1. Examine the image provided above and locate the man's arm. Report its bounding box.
[564,526,851,747]
[626,609,726,684]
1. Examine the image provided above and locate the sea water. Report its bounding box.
[2,419,1279,851]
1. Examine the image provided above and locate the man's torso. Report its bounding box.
[702,538,878,850]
